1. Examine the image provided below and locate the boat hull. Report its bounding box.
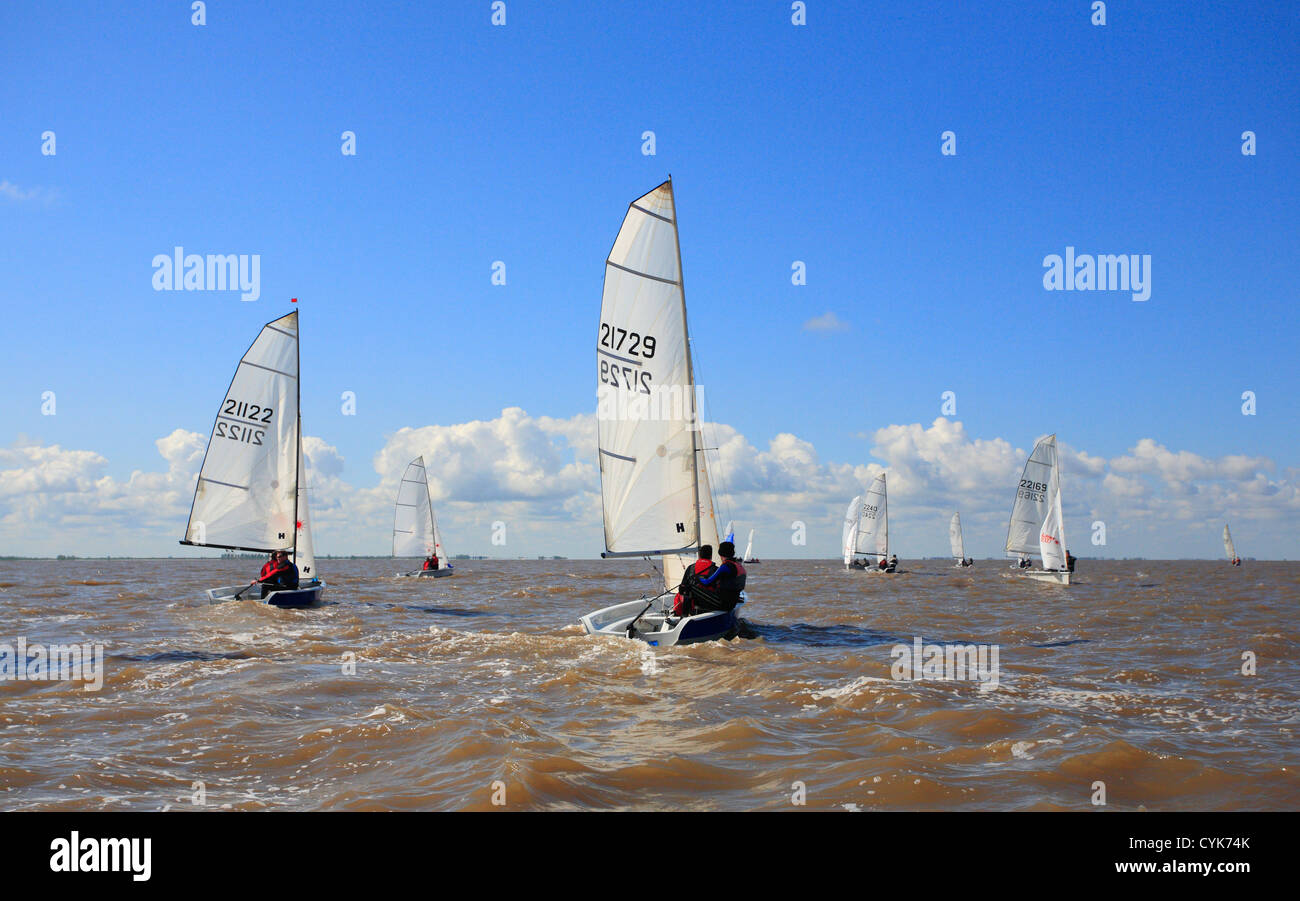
[206,581,326,607]
[1018,570,1071,585]
[399,567,454,578]
[846,562,898,573]
[580,594,745,647]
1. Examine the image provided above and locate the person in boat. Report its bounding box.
[673,545,717,616]
[1232,556,1242,566]
[1018,555,1032,569]
[1065,550,1076,573]
[693,541,746,612]
[250,550,299,598]
[423,554,439,571]
[889,554,899,572]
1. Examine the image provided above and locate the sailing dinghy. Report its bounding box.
[950,512,973,567]
[394,456,453,577]
[742,528,761,564]
[579,179,747,646]
[1005,434,1072,585]
[1223,524,1242,566]
[180,310,325,607]
[843,474,898,572]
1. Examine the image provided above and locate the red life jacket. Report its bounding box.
[672,558,717,615]
[260,560,276,579]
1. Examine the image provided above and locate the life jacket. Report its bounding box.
[673,558,716,615]
[715,559,746,609]
[260,561,275,579]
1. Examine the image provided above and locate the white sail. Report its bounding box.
[949,512,965,562]
[1039,491,1066,570]
[291,432,318,582]
[1223,524,1236,561]
[743,529,754,561]
[597,180,699,563]
[845,475,889,564]
[432,517,449,567]
[183,311,299,553]
[1006,435,1059,559]
[842,495,863,565]
[392,456,436,559]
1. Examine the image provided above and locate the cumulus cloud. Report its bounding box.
[0,414,1294,559]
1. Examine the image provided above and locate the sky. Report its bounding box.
[1,1,1297,560]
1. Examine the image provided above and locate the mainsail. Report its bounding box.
[843,474,889,564]
[292,431,317,582]
[393,456,434,558]
[182,311,300,553]
[743,529,754,561]
[949,512,965,562]
[597,179,708,594]
[1006,434,1062,564]
[1223,524,1236,561]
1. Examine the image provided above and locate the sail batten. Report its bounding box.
[182,311,300,553]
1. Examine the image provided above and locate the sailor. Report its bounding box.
[694,541,746,611]
[1065,550,1076,573]
[889,554,899,572]
[673,545,716,616]
[251,550,299,598]
[423,555,439,571]
[1018,555,1032,569]
[877,557,889,571]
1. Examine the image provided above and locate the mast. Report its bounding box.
[293,309,302,560]
[1054,439,1065,567]
[669,176,703,548]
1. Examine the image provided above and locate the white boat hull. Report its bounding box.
[580,593,745,647]
[1018,570,1071,585]
[398,567,454,578]
[206,581,326,607]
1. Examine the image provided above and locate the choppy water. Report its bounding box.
[0,558,1295,811]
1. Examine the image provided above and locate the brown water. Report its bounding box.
[0,558,1295,811]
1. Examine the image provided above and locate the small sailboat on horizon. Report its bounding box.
[393,455,453,578]
[1005,434,1073,585]
[180,310,325,607]
[742,528,761,564]
[950,512,973,567]
[1223,524,1242,566]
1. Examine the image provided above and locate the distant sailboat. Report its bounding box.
[394,456,453,578]
[742,528,761,564]
[180,310,325,607]
[1005,434,1073,585]
[950,512,973,567]
[579,179,747,646]
[843,474,896,572]
[1223,524,1241,566]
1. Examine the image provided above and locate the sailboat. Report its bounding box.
[393,456,453,577]
[1223,524,1242,566]
[579,179,746,646]
[1005,434,1072,585]
[742,528,761,564]
[843,473,896,572]
[950,512,973,567]
[180,310,325,607]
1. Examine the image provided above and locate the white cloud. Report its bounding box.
[0,414,1295,559]
[802,311,849,332]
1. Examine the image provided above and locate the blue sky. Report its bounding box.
[1,1,1297,558]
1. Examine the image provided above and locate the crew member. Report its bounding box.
[673,545,716,616]
[694,541,746,612]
